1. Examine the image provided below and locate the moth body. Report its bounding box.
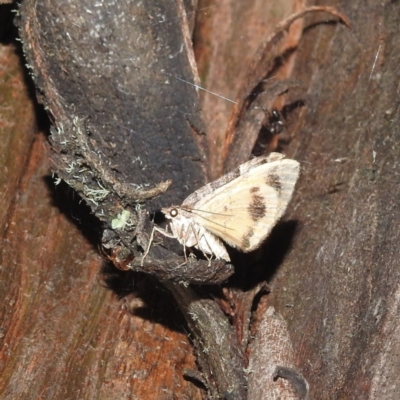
[162,206,230,261]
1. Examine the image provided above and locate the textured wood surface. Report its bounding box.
[1,0,400,399]
[194,0,400,398]
[19,0,207,210]
[0,4,201,399]
[266,2,400,399]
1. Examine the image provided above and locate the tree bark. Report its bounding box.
[1,0,400,399]
[267,2,400,399]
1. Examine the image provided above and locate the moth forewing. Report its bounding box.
[159,153,299,262]
[181,157,300,252]
[182,153,285,208]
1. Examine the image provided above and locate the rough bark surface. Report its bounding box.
[20,0,207,210]
[0,49,201,400]
[0,1,206,399]
[196,1,400,398]
[267,2,400,399]
[1,0,400,399]
[16,0,234,284]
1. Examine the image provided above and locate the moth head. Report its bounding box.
[161,206,180,220]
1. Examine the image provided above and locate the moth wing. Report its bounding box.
[185,159,299,252]
[182,153,285,207]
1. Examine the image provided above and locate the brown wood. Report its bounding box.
[196,1,400,397]
[16,0,234,284]
[1,0,400,399]
[268,2,400,399]
[0,4,202,399]
[19,0,208,209]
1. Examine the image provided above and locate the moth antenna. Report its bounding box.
[187,210,236,231]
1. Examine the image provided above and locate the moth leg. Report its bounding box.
[203,251,213,265]
[199,235,214,266]
[141,225,176,265]
[179,223,191,262]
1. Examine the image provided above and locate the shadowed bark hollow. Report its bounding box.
[0,0,400,399]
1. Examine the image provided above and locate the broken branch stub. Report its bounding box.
[17,0,232,283]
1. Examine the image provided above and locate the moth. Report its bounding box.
[144,153,299,263]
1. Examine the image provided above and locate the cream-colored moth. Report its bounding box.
[144,153,299,262]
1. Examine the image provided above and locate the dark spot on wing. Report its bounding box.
[266,172,282,193]
[241,228,255,250]
[248,193,266,221]
[250,187,260,193]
